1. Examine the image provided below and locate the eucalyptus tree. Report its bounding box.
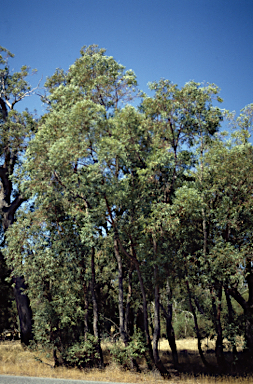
[4,43,229,373]
[199,134,253,362]
[5,45,138,365]
[155,123,253,369]
[139,79,223,366]
[0,46,37,344]
[97,79,223,372]
[5,203,89,366]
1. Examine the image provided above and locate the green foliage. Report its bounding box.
[173,311,195,339]
[62,334,101,369]
[109,331,147,368]
[3,44,253,371]
[0,46,38,338]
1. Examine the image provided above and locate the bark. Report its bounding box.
[228,285,253,359]
[114,235,139,370]
[136,306,145,333]
[153,265,169,377]
[51,324,64,367]
[104,197,154,368]
[153,269,160,363]
[211,286,226,369]
[152,238,169,377]
[1,193,33,345]
[228,287,249,312]
[0,148,32,345]
[186,279,213,369]
[245,259,253,354]
[114,234,128,345]
[0,76,36,346]
[125,268,134,337]
[112,228,154,369]
[202,207,208,257]
[160,281,178,366]
[91,247,104,368]
[2,195,25,231]
[0,98,8,121]
[224,286,237,355]
[13,276,33,346]
[83,282,89,340]
[132,254,154,369]
[42,280,63,367]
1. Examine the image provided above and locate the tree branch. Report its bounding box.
[227,287,248,311]
[2,195,26,230]
[0,97,8,120]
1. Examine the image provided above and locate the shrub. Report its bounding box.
[109,331,147,368]
[63,334,101,369]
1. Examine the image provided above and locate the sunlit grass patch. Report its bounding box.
[0,339,252,383]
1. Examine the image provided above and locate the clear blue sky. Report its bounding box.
[1,0,253,121]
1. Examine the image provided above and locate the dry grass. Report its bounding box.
[0,339,252,383]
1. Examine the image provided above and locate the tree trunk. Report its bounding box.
[0,252,15,333]
[153,265,169,377]
[114,235,128,345]
[211,285,226,370]
[160,280,178,366]
[228,286,253,357]
[83,282,89,340]
[224,286,237,356]
[13,276,33,346]
[0,86,35,346]
[133,259,154,370]
[186,279,212,369]
[113,228,155,369]
[0,190,32,345]
[245,259,253,356]
[114,238,139,370]
[125,268,134,337]
[91,247,104,368]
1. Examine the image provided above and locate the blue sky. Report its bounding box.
[1,0,253,122]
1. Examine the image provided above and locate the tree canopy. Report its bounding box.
[1,45,253,374]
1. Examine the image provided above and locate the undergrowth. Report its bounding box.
[0,338,252,383]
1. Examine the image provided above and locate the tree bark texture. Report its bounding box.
[133,258,154,369]
[114,234,128,345]
[228,285,253,357]
[211,285,227,369]
[245,259,253,355]
[225,286,237,356]
[0,164,32,344]
[112,226,155,369]
[160,280,178,366]
[153,265,169,377]
[91,247,104,367]
[83,282,89,340]
[186,279,212,369]
[125,268,134,337]
[13,276,33,346]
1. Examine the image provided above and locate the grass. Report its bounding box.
[0,338,252,383]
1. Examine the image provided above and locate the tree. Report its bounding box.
[157,124,253,368]
[0,46,37,344]
[5,45,138,365]
[200,135,253,362]
[7,43,253,375]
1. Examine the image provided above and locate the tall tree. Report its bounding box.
[200,135,253,361]
[0,46,37,344]
[6,45,137,361]
[141,79,222,366]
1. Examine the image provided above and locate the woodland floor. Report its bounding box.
[0,338,252,383]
